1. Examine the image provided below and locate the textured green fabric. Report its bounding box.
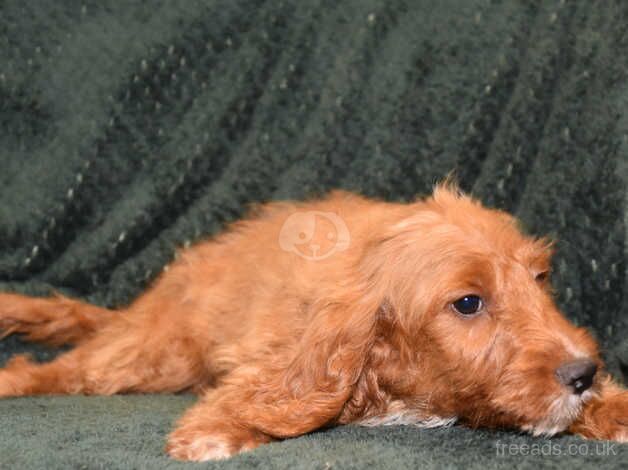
[1,396,626,469]
[0,0,627,468]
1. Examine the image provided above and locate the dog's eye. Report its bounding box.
[452,295,483,315]
[535,271,549,283]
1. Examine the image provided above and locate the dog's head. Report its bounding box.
[334,184,601,435]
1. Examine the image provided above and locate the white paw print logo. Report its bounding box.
[279,211,350,260]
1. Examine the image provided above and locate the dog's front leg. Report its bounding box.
[165,373,345,460]
[165,361,358,461]
[165,287,380,461]
[165,382,275,461]
[569,376,628,442]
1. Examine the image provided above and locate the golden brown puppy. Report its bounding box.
[0,184,626,461]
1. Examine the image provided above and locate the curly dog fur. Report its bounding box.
[1,183,626,460]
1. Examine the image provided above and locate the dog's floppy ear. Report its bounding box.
[236,282,383,438]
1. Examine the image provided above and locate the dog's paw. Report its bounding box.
[604,392,628,443]
[165,424,270,461]
[594,420,628,443]
[166,431,234,461]
[571,389,628,443]
[595,391,628,442]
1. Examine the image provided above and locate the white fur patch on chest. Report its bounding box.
[357,411,457,428]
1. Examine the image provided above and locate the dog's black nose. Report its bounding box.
[555,359,597,394]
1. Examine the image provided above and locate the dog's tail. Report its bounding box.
[0,292,115,347]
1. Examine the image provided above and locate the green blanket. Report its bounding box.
[0,0,626,467]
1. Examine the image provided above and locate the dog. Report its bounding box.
[0,183,626,461]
